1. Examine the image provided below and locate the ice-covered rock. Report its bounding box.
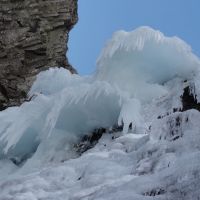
[0,27,200,200]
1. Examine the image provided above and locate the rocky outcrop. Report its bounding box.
[0,0,78,110]
[181,86,200,112]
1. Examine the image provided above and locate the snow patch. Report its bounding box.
[96,26,200,101]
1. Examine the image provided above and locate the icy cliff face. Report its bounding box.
[0,27,200,200]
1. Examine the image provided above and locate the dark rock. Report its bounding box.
[74,124,124,155]
[109,124,123,133]
[181,86,200,112]
[0,0,78,110]
[74,128,107,155]
[143,188,165,196]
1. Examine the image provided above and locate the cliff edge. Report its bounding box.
[0,0,78,110]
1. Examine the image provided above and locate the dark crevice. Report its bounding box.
[25,48,47,57]
[0,84,9,100]
[143,188,165,196]
[74,128,106,155]
[181,86,200,112]
[28,19,40,33]
[74,125,123,155]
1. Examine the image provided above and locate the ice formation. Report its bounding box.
[118,98,143,134]
[96,26,200,101]
[0,27,200,200]
[0,68,123,159]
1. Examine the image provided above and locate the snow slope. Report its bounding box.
[0,27,200,200]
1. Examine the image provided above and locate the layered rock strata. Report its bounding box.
[0,0,78,110]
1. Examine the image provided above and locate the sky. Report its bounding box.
[68,0,200,75]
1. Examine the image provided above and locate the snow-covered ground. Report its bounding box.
[0,27,200,200]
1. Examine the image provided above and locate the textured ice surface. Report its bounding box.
[0,68,123,158]
[0,27,200,200]
[96,26,200,101]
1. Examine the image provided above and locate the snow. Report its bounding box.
[96,26,200,101]
[0,70,123,160]
[1,115,200,200]
[0,26,200,200]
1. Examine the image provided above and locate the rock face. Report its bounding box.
[181,86,200,112]
[0,0,78,110]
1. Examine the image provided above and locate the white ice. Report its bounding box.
[0,27,200,200]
